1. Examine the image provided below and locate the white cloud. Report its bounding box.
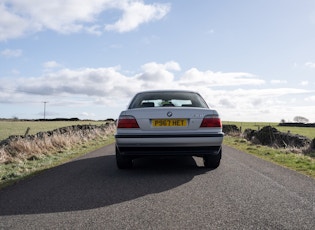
[206,29,215,34]
[13,66,142,99]
[218,98,236,108]
[300,81,309,86]
[305,62,315,68]
[4,62,304,103]
[105,1,170,32]
[2,62,305,104]
[80,112,96,117]
[204,88,314,122]
[305,95,315,102]
[134,61,180,88]
[229,88,309,98]
[0,61,264,102]
[1,49,22,57]
[1,61,314,121]
[11,69,20,75]
[43,61,62,69]
[201,87,309,109]
[0,3,31,41]
[179,68,264,87]
[141,61,181,73]
[270,79,287,84]
[0,0,171,41]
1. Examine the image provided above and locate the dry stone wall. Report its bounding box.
[0,123,115,148]
[243,126,313,149]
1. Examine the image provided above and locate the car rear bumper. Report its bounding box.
[116,145,222,157]
[115,133,223,157]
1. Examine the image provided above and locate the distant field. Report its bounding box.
[223,121,315,139]
[1,120,314,142]
[0,120,107,141]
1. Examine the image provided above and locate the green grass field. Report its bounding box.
[1,120,314,141]
[0,120,107,141]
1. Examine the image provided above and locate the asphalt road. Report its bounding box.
[0,144,314,229]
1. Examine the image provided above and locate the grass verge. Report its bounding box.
[224,136,315,178]
[0,135,115,189]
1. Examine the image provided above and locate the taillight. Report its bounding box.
[200,116,222,128]
[117,116,140,128]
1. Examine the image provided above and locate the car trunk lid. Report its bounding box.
[120,107,220,131]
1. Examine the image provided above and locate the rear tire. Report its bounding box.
[116,146,133,169]
[203,148,222,169]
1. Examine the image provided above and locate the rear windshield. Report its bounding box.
[128,91,209,109]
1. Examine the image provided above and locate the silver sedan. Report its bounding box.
[115,90,224,169]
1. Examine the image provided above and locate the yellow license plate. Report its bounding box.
[152,119,187,127]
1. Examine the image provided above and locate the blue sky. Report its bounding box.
[0,0,315,122]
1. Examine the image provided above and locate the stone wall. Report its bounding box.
[222,124,240,134]
[243,126,312,149]
[0,123,115,148]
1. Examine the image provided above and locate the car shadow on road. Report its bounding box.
[0,153,210,215]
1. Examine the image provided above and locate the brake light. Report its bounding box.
[200,116,222,128]
[117,116,140,128]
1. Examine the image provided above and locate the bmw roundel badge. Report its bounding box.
[167,111,173,117]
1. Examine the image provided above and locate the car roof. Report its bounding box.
[135,90,199,94]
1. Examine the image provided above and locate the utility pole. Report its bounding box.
[43,101,48,120]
